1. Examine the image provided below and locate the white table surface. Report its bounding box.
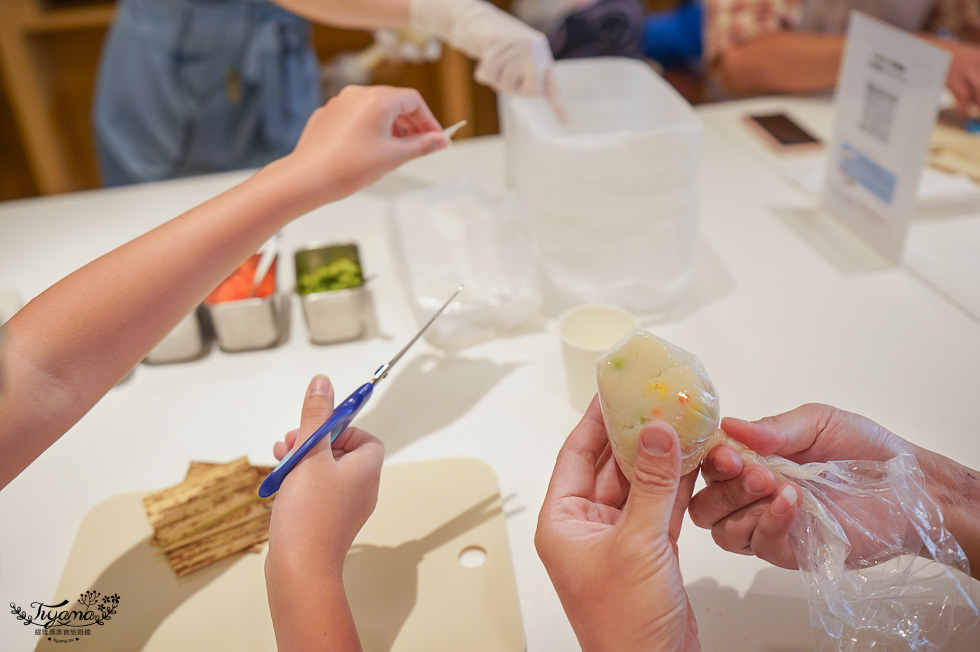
[695,96,980,326]
[2,97,980,651]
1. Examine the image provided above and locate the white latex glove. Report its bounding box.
[411,0,562,111]
[374,29,442,64]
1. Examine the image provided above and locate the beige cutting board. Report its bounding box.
[34,457,524,651]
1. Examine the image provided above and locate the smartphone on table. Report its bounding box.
[744,112,822,152]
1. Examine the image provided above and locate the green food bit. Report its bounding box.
[639,416,650,424]
[609,358,625,370]
[298,258,363,294]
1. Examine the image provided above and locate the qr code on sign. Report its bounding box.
[859,82,898,143]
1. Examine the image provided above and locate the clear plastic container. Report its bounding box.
[501,57,702,314]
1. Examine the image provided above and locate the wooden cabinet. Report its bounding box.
[0,0,114,196]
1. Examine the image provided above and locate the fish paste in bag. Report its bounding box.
[596,329,722,476]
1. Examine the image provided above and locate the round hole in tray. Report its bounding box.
[458,545,488,568]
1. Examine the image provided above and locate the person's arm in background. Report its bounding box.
[704,0,980,115]
[713,29,980,117]
[687,403,980,579]
[0,86,447,491]
[713,31,844,96]
[266,375,384,652]
[921,34,980,118]
[274,0,558,100]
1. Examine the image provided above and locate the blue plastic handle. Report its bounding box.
[258,382,375,498]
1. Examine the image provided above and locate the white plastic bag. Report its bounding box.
[389,180,542,349]
[501,58,702,314]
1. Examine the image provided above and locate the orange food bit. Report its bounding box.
[677,391,691,404]
[650,408,662,416]
[205,253,276,304]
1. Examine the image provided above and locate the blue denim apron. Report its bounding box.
[93,0,321,185]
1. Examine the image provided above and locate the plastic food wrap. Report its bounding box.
[389,180,542,349]
[596,329,720,475]
[596,329,979,650]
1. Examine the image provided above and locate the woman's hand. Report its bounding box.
[689,404,913,570]
[925,37,980,118]
[535,398,701,652]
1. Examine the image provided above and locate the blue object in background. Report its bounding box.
[965,120,980,134]
[642,0,703,69]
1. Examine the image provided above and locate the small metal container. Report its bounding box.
[295,243,367,344]
[207,296,280,352]
[205,256,281,352]
[144,306,210,364]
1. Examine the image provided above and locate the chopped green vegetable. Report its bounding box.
[610,358,625,370]
[298,258,363,294]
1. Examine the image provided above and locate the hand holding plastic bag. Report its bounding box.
[692,406,926,570]
[410,0,561,109]
[597,330,979,651]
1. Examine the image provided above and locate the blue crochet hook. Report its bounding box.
[258,285,462,498]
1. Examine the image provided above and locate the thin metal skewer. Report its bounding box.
[371,284,463,384]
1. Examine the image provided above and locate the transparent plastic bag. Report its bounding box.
[597,330,979,650]
[389,180,542,349]
[733,446,979,651]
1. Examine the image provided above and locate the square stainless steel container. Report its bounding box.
[295,243,367,344]
[144,306,209,364]
[207,295,280,352]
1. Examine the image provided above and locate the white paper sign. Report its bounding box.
[823,12,951,262]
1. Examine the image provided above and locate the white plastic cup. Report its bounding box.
[559,304,639,411]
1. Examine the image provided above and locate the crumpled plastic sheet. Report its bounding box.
[688,435,979,651]
[389,180,542,349]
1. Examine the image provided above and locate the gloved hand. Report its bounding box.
[411,0,563,112]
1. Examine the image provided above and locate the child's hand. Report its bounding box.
[266,374,384,575]
[275,85,449,208]
[535,398,701,652]
[265,374,383,651]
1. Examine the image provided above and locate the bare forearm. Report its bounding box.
[267,557,361,651]
[917,447,980,580]
[715,32,844,95]
[272,0,411,31]
[0,157,325,489]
